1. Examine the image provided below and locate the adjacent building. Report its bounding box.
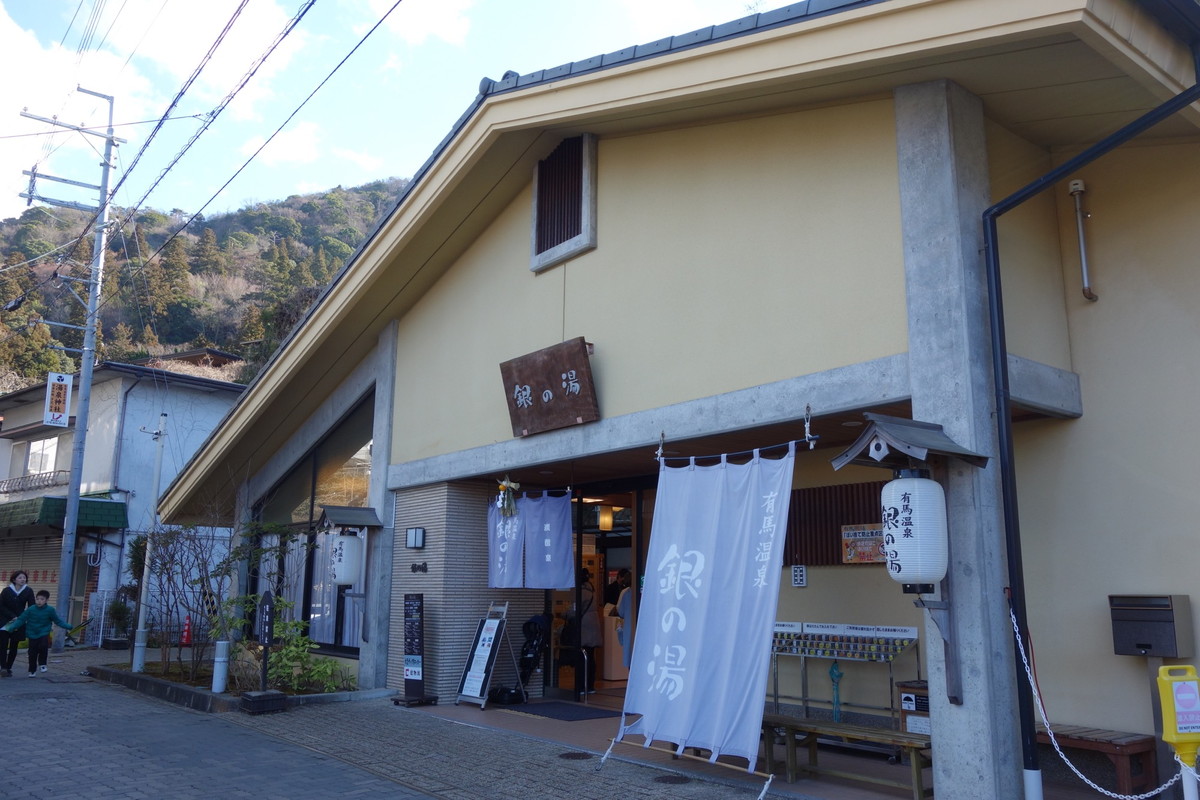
[0,362,243,634]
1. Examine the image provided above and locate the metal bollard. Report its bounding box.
[212,640,230,694]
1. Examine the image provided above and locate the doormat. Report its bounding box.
[500,701,621,722]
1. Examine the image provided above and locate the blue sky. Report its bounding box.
[0,0,759,224]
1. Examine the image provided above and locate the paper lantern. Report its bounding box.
[880,476,947,591]
[329,533,363,585]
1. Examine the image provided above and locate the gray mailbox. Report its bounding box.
[1109,594,1193,657]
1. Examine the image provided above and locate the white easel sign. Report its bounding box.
[44,372,71,427]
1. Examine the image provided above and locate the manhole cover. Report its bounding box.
[654,775,692,785]
[558,751,593,760]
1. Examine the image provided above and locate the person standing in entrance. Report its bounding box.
[1,590,71,677]
[610,570,634,669]
[576,567,603,695]
[604,568,629,607]
[0,570,34,677]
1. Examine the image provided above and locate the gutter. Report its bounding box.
[983,49,1200,800]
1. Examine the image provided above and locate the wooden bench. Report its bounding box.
[1035,723,1157,795]
[762,714,933,800]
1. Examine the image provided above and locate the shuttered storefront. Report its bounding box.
[0,535,61,600]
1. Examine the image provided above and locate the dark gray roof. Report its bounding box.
[318,505,384,528]
[831,413,989,471]
[0,360,243,411]
[478,1,886,97]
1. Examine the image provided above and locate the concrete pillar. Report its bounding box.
[357,322,400,690]
[894,80,1022,798]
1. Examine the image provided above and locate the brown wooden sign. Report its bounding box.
[499,337,599,437]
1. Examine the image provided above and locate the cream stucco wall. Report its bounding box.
[987,121,1072,371]
[1017,138,1200,733]
[393,100,907,464]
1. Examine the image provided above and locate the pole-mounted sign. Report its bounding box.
[258,590,274,692]
[43,372,71,427]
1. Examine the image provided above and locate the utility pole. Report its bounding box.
[20,88,124,649]
[131,412,167,672]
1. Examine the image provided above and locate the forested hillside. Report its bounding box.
[0,177,408,391]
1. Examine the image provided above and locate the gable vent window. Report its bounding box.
[531,133,597,272]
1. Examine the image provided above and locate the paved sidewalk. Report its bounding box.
[0,648,766,800]
[0,647,1111,799]
[0,648,431,800]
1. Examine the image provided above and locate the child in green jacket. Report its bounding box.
[1,590,71,676]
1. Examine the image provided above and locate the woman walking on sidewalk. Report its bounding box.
[0,570,34,677]
[1,590,71,677]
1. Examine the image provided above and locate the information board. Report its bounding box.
[772,621,918,662]
[456,615,507,707]
[402,593,437,706]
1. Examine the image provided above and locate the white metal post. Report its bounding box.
[132,412,167,672]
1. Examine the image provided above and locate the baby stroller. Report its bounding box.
[518,615,549,690]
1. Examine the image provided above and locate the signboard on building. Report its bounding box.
[841,523,885,564]
[43,372,71,427]
[499,337,599,437]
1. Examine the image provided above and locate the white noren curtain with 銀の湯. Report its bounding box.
[615,443,796,770]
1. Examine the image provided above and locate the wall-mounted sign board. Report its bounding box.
[499,337,599,437]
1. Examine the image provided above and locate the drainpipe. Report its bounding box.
[983,79,1200,799]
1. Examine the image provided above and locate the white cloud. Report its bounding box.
[110,0,308,123]
[333,147,384,172]
[240,121,321,166]
[373,0,474,47]
[0,8,153,219]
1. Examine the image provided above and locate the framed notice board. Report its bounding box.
[456,614,508,708]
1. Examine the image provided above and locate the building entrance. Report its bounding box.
[545,484,654,703]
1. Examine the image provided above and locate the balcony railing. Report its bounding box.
[0,470,70,495]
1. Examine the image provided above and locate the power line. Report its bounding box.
[94,0,133,56]
[110,0,318,233]
[0,115,206,140]
[138,0,405,265]
[103,0,253,215]
[59,1,87,48]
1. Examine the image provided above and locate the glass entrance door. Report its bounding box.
[546,486,654,702]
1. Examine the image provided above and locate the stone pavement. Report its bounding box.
[0,647,770,800]
[0,647,1109,800]
[0,648,430,800]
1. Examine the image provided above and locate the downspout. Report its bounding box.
[983,78,1200,797]
[112,374,143,503]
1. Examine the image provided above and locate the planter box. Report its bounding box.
[241,689,288,715]
[101,638,130,650]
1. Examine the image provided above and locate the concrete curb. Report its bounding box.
[87,664,397,713]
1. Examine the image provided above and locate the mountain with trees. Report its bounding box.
[0,177,408,391]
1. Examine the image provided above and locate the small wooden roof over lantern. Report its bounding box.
[830,413,989,473]
[317,505,383,586]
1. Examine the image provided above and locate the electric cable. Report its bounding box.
[59,1,87,48]
[62,0,313,259]
[0,116,205,141]
[94,0,133,57]
[135,0,405,267]
[102,0,252,216]
[108,0,317,238]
